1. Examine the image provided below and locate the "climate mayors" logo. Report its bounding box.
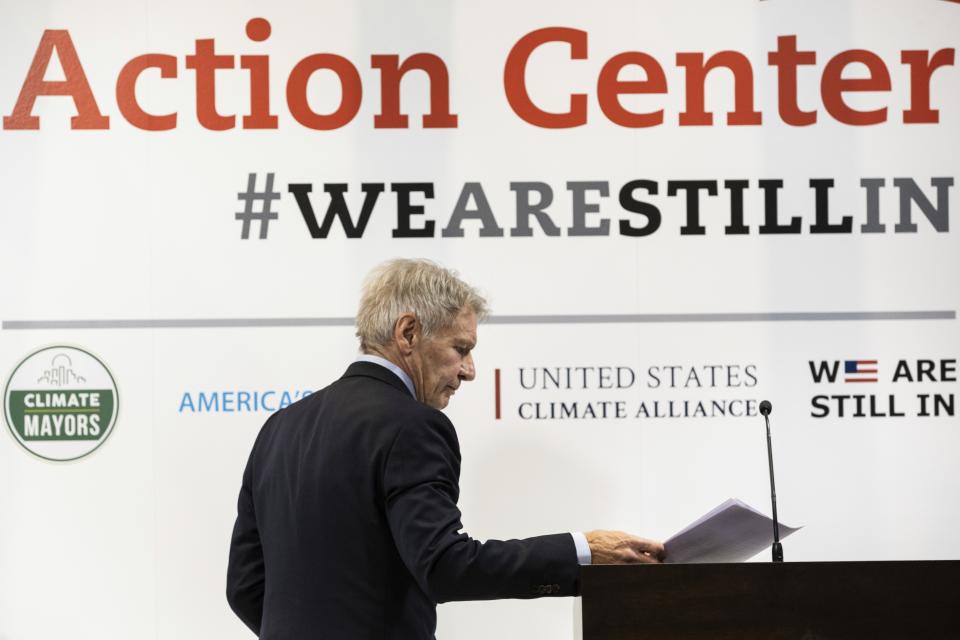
[4,346,119,461]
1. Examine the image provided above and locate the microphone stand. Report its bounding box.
[760,400,783,562]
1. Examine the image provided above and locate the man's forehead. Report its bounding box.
[441,308,477,343]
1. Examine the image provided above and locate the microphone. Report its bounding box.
[759,400,783,562]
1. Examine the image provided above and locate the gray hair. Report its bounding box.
[356,259,489,351]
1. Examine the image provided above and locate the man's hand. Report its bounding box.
[585,530,665,564]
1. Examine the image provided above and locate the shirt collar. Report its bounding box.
[354,354,416,398]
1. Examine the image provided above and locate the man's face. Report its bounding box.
[411,307,477,409]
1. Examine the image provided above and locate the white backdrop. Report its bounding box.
[1,1,958,638]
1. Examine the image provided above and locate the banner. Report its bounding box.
[1,1,957,638]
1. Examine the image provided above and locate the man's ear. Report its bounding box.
[393,313,419,355]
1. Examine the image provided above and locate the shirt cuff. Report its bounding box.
[570,531,592,565]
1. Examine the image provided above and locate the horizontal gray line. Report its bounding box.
[1,318,355,330]
[485,311,957,324]
[1,311,954,330]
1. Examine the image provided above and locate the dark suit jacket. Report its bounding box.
[227,361,580,639]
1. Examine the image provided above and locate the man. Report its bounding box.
[227,259,664,639]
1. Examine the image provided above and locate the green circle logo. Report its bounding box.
[3,346,119,462]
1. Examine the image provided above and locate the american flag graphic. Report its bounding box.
[844,360,878,383]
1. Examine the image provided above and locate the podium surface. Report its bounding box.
[580,560,960,639]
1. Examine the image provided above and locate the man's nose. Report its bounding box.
[460,354,476,381]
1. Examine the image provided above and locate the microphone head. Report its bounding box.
[759,400,772,416]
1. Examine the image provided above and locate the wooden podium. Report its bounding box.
[578,561,960,639]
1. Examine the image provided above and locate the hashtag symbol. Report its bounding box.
[236,173,281,239]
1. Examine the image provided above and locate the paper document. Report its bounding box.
[664,498,801,564]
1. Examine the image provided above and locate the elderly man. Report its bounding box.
[227,259,663,639]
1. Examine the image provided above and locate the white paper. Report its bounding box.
[664,498,801,564]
